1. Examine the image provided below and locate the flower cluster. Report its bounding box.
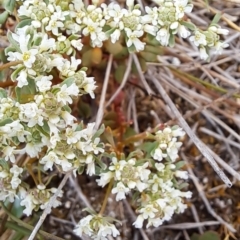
[74,213,120,240]
[16,0,229,59]
[0,0,228,239]
[0,164,25,203]
[20,185,63,216]
[151,125,185,162]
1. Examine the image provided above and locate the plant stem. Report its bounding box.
[0,61,22,71]
[99,179,114,215]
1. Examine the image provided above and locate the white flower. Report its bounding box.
[214,41,229,54]
[208,25,229,35]
[178,25,190,38]
[58,56,81,77]
[109,157,126,180]
[45,15,64,35]
[11,176,21,189]
[125,29,145,51]
[199,46,209,60]
[40,151,58,171]
[65,124,82,144]
[139,204,158,219]
[133,214,144,228]
[97,171,114,187]
[71,39,83,51]
[112,182,130,201]
[167,138,182,161]
[36,75,53,92]
[10,34,38,68]
[175,170,189,179]
[151,148,164,161]
[146,217,163,228]
[156,28,170,46]
[56,83,79,105]
[174,0,193,19]
[20,194,36,216]
[189,31,207,46]
[74,215,93,237]
[97,224,120,238]
[10,165,23,177]
[110,29,121,43]
[86,155,95,176]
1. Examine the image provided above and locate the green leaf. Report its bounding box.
[140,141,158,154]
[78,100,92,119]
[105,39,123,55]
[11,66,25,82]
[11,198,24,218]
[211,13,222,25]
[96,157,107,170]
[62,105,71,113]
[7,31,21,52]
[175,160,185,170]
[139,51,157,62]
[199,231,220,240]
[36,120,50,137]
[60,77,75,87]
[114,64,126,83]
[123,127,136,139]
[0,158,9,169]
[181,21,196,31]
[103,127,115,147]
[93,124,105,139]
[0,10,8,24]
[168,33,175,48]
[15,78,36,103]
[0,88,7,98]
[16,18,32,29]
[113,47,129,59]
[0,118,13,127]
[3,0,16,13]
[145,33,160,46]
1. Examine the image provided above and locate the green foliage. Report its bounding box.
[114,64,126,83]
[15,78,36,103]
[3,0,16,13]
[0,10,8,24]
[191,231,221,240]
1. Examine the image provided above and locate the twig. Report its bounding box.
[199,127,240,149]
[132,54,153,95]
[28,172,71,240]
[190,204,204,234]
[150,73,232,187]
[0,61,22,71]
[123,200,150,240]
[69,175,93,209]
[106,54,133,107]
[94,54,113,130]
[182,153,236,233]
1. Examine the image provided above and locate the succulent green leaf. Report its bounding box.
[0,88,7,98]
[15,78,36,103]
[78,101,92,119]
[0,10,8,24]
[181,21,196,31]
[16,18,32,29]
[0,118,13,127]
[60,77,75,87]
[114,64,126,83]
[211,13,222,25]
[3,0,16,13]
[7,32,21,52]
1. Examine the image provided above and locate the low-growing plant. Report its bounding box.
[0,0,230,239]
